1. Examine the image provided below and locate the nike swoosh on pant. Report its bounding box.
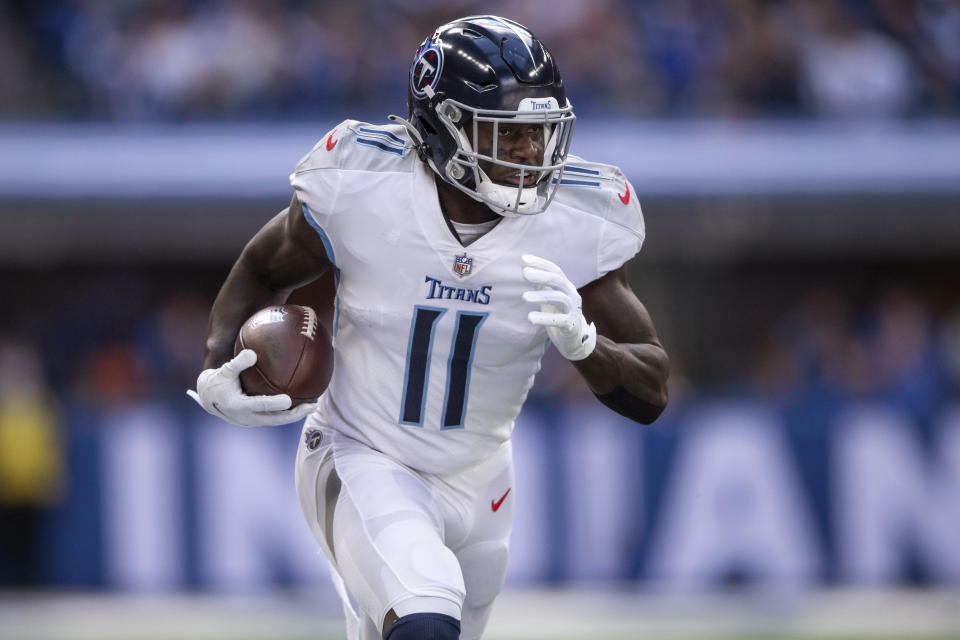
[491,488,511,512]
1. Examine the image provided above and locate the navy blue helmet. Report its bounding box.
[395,15,575,216]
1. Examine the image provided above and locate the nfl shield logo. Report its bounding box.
[453,253,473,277]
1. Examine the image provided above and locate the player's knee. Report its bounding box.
[384,612,460,640]
[458,541,508,608]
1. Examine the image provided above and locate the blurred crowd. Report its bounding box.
[744,287,958,423]
[2,0,959,121]
[3,265,959,428]
[3,267,960,454]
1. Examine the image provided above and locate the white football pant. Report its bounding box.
[295,417,514,640]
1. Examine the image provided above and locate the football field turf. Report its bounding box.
[199,637,956,640]
[1,589,957,640]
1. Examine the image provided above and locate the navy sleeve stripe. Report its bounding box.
[563,165,601,176]
[355,137,406,157]
[553,178,601,188]
[357,127,406,146]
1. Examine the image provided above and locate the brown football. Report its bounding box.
[234,304,333,405]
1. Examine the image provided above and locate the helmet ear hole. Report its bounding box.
[441,103,462,124]
[447,162,466,180]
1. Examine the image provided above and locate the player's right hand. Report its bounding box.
[186,349,317,427]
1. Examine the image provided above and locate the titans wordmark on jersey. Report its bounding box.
[290,120,644,474]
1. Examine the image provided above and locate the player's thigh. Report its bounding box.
[295,425,339,561]
[330,438,467,633]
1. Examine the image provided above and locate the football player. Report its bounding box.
[189,15,669,640]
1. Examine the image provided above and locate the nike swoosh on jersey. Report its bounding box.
[491,488,511,512]
[618,182,630,205]
[326,130,338,151]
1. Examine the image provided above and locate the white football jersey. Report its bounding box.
[290,120,645,474]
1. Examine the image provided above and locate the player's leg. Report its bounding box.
[331,447,465,635]
[456,540,509,638]
[436,441,515,640]
[296,425,466,640]
[296,424,370,637]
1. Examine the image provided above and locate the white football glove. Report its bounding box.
[186,349,317,427]
[521,254,597,361]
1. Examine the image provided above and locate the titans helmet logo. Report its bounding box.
[411,37,443,98]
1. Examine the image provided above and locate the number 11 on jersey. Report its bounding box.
[400,306,487,429]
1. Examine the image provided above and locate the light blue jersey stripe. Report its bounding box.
[300,202,336,266]
[299,201,341,335]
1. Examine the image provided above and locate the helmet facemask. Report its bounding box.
[434,96,576,216]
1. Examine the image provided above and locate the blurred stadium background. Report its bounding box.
[2,0,960,638]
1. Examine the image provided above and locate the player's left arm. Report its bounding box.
[573,265,669,424]
[522,255,668,424]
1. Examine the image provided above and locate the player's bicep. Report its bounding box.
[580,265,662,348]
[240,193,332,291]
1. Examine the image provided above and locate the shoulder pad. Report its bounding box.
[554,155,645,239]
[294,120,414,175]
